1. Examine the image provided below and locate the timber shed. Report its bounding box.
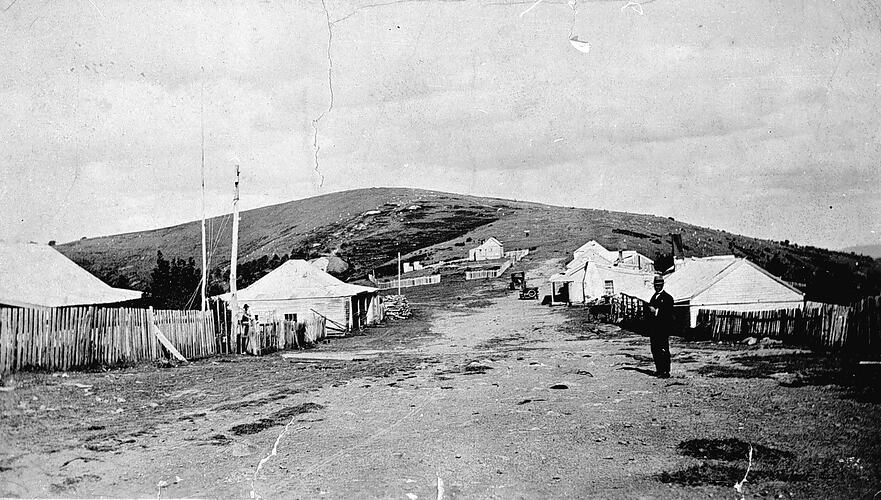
[468,237,505,261]
[222,260,379,332]
[663,256,805,328]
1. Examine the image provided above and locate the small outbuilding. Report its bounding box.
[468,237,505,261]
[221,260,379,332]
[0,241,142,308]
[663,256,805,328]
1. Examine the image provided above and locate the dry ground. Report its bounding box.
[1,270,880,499]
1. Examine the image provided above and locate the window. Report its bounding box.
[604,280,615,296]
[284,313,297,322]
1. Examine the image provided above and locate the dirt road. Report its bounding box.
[1,279,879,498]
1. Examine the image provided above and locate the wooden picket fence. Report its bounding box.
[375,274,441,290]
[696,296,881,356]
[0,305,215,374]
[504,249,530,262]
[465,259,514,280]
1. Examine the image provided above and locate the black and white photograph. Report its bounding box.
[1,0,880,497]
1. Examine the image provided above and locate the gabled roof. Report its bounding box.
[573,240,617,261]
[572,240,653,266]
[0,241,142,308]
[567,254,613,269]
[552,260,654,282]
[663,256,803,302]
[475,237,503,249]
[222,260,376,301]
[663,256,738,301]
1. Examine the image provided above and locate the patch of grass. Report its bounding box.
[463,299,494,309]
[657,463,805,486]
[695,364,769,379]
[559,308,628,339]
[659,438,802,487]
[229,402,325,436]
[696,352,865,391]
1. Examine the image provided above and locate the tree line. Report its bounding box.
[145,245,322,309]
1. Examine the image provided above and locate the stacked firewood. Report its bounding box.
[383,295,412,320]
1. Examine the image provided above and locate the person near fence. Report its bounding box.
[240,305,253,333]
[648,275,674,378]
[240,304,255,353]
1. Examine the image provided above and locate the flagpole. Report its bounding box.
[230,165,240,323]
[200,79,207,315]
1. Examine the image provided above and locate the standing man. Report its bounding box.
[240,304,253,353]
[648,275,674,378]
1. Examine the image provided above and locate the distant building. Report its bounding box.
[309,255,349,275]
[402,261,424,273]
[468,237,504,261]
[571,240,654,272]
[0,241,142,308]
[218,260,378,332]
[663,256,805,328]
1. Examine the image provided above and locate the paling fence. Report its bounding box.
[153,309,217,359]
[610,295,880,357]
[375,274,441,290]
[251,315,327,355]
[211,299,329,356]
[0,306,215,374]
[464,259,514,280]
[696,296,880,356]
[0,302,333,374]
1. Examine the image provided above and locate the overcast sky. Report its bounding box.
[2,0,879,250]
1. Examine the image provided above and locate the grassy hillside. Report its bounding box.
[57,187,880,304]
[57,188,506,289]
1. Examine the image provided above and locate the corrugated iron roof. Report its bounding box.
[220,260,376,301]
[0,241,142,307]
[662,256,741,302]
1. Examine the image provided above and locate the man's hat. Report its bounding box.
[653,275,665,284]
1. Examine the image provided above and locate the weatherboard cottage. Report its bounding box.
[662,256,805,328]
[218,260,379,333]
[468,237,504,261]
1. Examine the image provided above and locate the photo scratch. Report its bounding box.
[311,0,334,188]
[520,0,547,18]
[621,1,643,15]
[86,0,105,20]
[249,419,307,499]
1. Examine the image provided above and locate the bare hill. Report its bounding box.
[842,244,881,259]
[57,187,880,304]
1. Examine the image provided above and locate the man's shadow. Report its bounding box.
[618,366,656,377]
